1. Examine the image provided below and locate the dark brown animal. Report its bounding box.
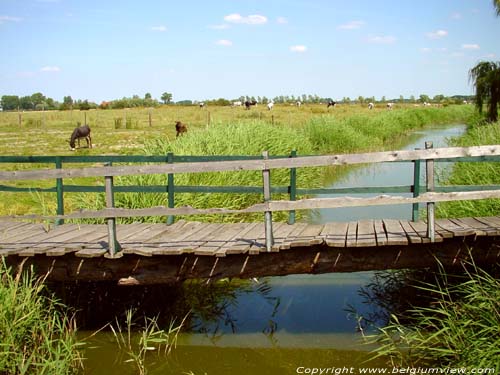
[175,121,187,137]
[244,100,257,110]
[69,124,91,150]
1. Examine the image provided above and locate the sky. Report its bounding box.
[1,0,500,103]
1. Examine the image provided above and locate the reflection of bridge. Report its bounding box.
[1,144,500,284]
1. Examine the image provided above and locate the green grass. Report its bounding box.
[367,262,500,370]
[0,259,83,374]
[437,121,500,218]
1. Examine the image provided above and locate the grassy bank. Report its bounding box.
[0,260,82,374]
[437,121,500,217]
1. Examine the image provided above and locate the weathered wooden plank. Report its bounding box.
[280,223,310,249]
[191,223,238,255]
[383,219,408,245]
[399,221,421,244]
[346,222,357,248]
[200,223,250,257]
[435,218,476,237]
[251,223,286,254]
[270,222,299,252]
[452,217,497,236]
[2,145,499,181]
[5,225,91,254]
[150,222,211,255]
[288,224,324,248]
[0,223,50,243]
[409,220,444,243]
[474,217,500,235]
[17,225,104,256]
[321,222,348,247]
[356,220,376,247]
[374,220,388,246]
[219,222,261,254]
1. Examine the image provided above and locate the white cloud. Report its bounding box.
[367,35,396,44]
[484,53,496,59]
[420,47,432,53]
[461,43,480,50]
[451,12,462,20]
[426,30,448,39]
[224,13,267,25]
[151,25,167,32]
[40,66,61,72]
[290,45,307,53]
[0,15,22,24]
[337,20,365,30]
[276,16,288,24]
[216,39,233,46]
[209,24,230,30]
[451,52,465,58]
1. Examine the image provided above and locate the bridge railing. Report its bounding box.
[1,144,500,256]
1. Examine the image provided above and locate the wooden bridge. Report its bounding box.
[1,143,500,285]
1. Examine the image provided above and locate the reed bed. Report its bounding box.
[368,263,500,370]
[0,259,83,374]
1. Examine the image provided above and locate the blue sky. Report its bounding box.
[1,0,500,103]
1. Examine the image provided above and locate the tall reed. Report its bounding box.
[0,259,83,374]
[367,262,500,370]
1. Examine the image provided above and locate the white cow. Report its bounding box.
[386,102,394,110]
[232,101,242,107]
[267,101,274,110]
[368,102,374,110]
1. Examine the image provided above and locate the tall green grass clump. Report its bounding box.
[437,121,500,217]
[0,259,82,374]
[369,264,500,370]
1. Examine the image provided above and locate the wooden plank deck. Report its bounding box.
[1,217,499,258]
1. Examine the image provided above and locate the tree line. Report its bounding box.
[0,91,479,112]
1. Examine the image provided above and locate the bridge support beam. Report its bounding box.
[5,237,499,285]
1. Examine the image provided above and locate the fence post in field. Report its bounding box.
[412,148,421,222]
[55,156,64,225]
[166,152,175,225]
[425,141,435,242]
[262,151,274,252]
[288,150,297,225]
[207,111,211,128]
[148,108,153,127]
[18,109,22,126]
[104,162,121,257]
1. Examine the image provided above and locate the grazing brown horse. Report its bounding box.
[69,124,92,150]
[175,121,188,137]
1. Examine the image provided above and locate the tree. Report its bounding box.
[495,0,500,16]
[469,61,500,122]
[419,94,430,103]
[144,93,152,100]
[161,92,172,104]
[1,95,20,111]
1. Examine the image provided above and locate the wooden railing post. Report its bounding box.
[411,148,421,222]
[166,152,175,225]
[425,142,435,242]
[104,162,121,257]
[288,150,297,225]
[262,151,274,252]
[55,156,64,225]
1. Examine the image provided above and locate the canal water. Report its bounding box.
[80,124,466,375]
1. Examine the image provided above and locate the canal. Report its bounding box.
[79,124,467,374]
